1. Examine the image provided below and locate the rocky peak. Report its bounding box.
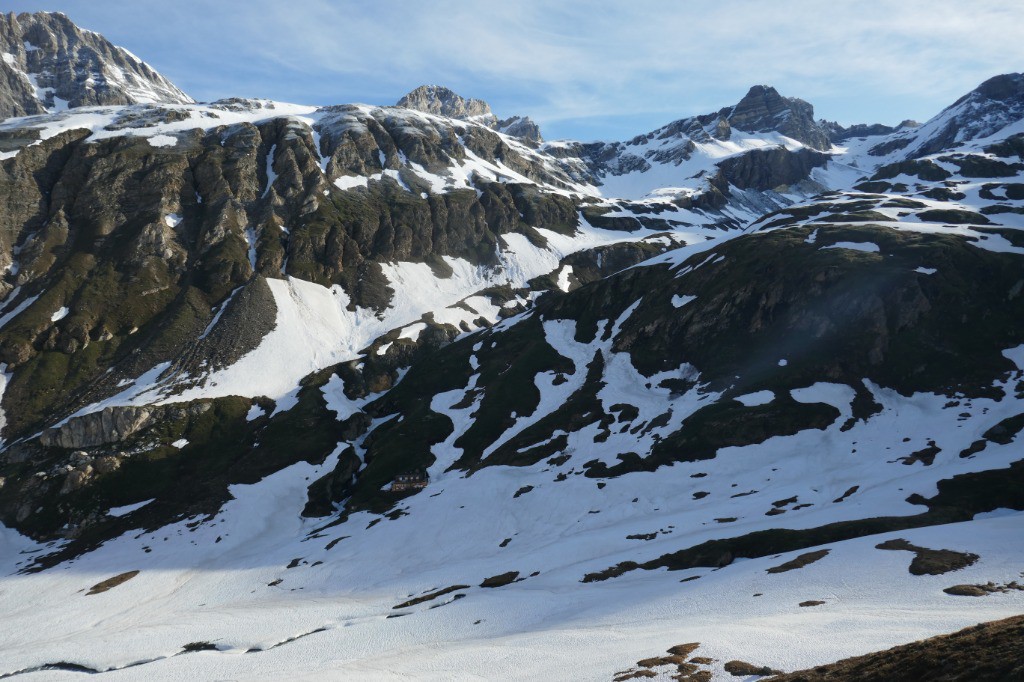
[899,72,1024,159]
[969,72,1024,103]
[396,85,493,120]
[396,84,543,145]
[496,114,543,146]
[0,11,192,119]
[723,85,831,150]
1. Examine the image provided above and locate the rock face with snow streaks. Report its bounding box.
[0,12,192,117]
[725,84,832,150]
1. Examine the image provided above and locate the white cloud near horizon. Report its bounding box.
[7,0,1024,139]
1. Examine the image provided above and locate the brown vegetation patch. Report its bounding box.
[393,584,470,609]
[766,615,1024,681]
[86,570,139,595]
[615,643,709,682]
[613,671,657,681]
[944,580,1023,597]
[767,549,830,574]
[832,486,858,503]
[875,538,979,575]
[724,660,783,676]
[480,570,520,588]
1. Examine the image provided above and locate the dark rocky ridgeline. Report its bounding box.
[909,73,1024,158]
[324,219,1024,514]
[712,146,830,192]
[0,99,595,442]
[821,119,920,144]
[0,95,660,552]
[0,12,192,117]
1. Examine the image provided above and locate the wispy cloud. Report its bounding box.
[7,0,1023,139]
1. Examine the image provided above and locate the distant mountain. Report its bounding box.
[0,11,192,118]
[396,84,493,120]
[397,84,543,146]
[723,84,832,149]
[866,72,1024,159]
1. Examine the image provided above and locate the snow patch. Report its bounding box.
[321,374,367,421]
[821,241,880,253]
[332,175,369,191]
[735,390,774,407]
[671,294,696,309]
[262,144,277,197]
[398,323,427,342]
[148,134,177,147]
[107,499,155,517]
[1003,344,1024,371]
[555,265,573,292]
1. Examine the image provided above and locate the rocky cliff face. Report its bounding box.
[720,85,832,150]
[0,99,599,441]
[396,85,492,120]
[396,85,544,146]
[0,12,192,118]
[496,114,543,146]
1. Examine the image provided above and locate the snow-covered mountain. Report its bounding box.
[0,13,1022,682]
[0,12,192,118]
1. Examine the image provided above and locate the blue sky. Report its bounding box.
[8,1,1024,141]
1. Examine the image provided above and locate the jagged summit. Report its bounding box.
[0,11,192,118]
[722,84,831,150]
[396,84,493,119]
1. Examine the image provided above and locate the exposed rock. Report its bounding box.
[0,11,192,118]
[496,115,543,146]
[59,464,92,495]
[904,72,1024,159]
[39,402,212,450]
[725,85,832,150]
[822,119,920,143]
[396,86,544,145]
[397,85,493,120]
[714,147,830,192]
[92,455,122,475]
[875,538,980,575]
[480,570,520,588]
